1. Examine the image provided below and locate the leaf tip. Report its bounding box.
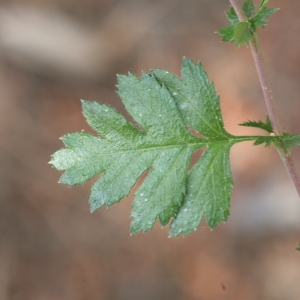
[89,203,97,213]
[81,99,93,110]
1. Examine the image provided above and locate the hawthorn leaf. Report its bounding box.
[50,58,255,236]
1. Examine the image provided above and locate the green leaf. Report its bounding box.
[280,133,300,153]
[217,12,253,47]
[257,0,269,12]
[217,24,235,43]
[226,7,239,24]
[240,117,300,152]
[253,135,274,147]
[50,58,256,236]
[242,0,255,19]
[253,7,279,27]
[239,116,273,133]
[152,59,229,140]
[251,132,300,153]
[218,0,278,47]
[233,22,252,48]
[296,243,300,252]
[253,0,279,28]
[169,143,233,236]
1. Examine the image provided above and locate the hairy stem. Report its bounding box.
[229,0,300,196]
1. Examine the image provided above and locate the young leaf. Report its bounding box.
[217,25,236,43]
[50,58,255,236]
[258,0,269,12]
[242,0,255,19]
[238,115,300,152]
[226,7,239,24]
[251,132,300,153]
[253,135,275,147]
[217,0,278,47]
[233,22,252,48]
[252,6,279,28]
[239,116,273,133]
[279,133,300,154]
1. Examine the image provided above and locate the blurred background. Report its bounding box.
[0,0,300,299]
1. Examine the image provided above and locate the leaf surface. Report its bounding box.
[50,59,254,236]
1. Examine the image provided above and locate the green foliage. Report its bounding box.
[50,59,244,236]
[233,22,253,47]
[50,57,300,236]
[50,2,300,239]
[296,243,300,252]
[248,132,300,153]
[217,0,278,47]
[240,117,300,151]
[254,0,279,27]
[242,0,255,19]
[279,133,300,154]
[239,116,273,133]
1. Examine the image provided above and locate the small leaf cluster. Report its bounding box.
[217,0,278,47]
[240,117,300,152]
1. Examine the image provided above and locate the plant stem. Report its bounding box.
[229,0,300,196]
[229,0,246,22]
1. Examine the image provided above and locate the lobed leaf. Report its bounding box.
[50,59,256,236]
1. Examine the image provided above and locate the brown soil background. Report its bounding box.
[0,0,300,299]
